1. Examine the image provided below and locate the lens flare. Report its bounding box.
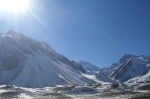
[0,0,30,13]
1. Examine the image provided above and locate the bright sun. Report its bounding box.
[0,0,30,13]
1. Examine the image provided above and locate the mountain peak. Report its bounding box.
[119,54,134,63]
[5,30,25,39]
[6,30,16,33]
[6,30,19,35]
[78,60,93,66]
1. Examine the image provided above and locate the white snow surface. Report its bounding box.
[82,73,114,84]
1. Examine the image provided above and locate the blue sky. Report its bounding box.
[0,0,150,67]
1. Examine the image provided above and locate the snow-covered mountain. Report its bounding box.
[76,60,100,74]
[109,54,150,82]
[1,31,149,87]
[76,61,115,83]
[0,30,95,88]
[99,62,120,76]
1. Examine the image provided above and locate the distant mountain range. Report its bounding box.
[88,54,150,83]
[0,30,150,88]
[76,60,100,74]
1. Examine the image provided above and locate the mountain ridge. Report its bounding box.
[98,54,150,82]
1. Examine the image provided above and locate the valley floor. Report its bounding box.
[0,83,150,99]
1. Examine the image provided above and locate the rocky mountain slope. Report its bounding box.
[0,30,95,88]
[101,54,150,82]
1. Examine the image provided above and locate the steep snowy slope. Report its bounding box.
[110,54,150,82]
[0,30,95,88]
[126,70,150,84]
[76,60,100,74]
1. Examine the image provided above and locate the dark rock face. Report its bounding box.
[110,83,119,88]
[138,84,150,90]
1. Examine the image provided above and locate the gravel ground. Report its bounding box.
[1,84,150,99]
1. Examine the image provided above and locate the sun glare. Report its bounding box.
[0,0,30,13]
